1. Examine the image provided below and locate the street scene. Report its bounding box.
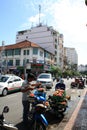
[0,1,87,130]
[0,78,87,130]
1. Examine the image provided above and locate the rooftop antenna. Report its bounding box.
[39,4,41,25]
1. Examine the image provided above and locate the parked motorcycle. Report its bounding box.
[48,89,69,117]
[27,88,48,130]
[71,78,84,89]
[0,106,18,130]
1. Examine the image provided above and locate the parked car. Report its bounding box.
[0,74,24,96]
[36,73,53,89]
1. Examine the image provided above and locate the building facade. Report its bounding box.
[16,24,64,68]
[64,47,78,70]
[0,40,54,75]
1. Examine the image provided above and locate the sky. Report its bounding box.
[0,0,87,65]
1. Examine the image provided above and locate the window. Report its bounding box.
[27,59,29,63]
[55,39,57,43]
[27,50,29,55]
[23,59,27,66]
[40,51,43,57]
[26,36,28,39]
[15,59,20,66]
[55,51,57,55]
[14,49,21,55]
[24,50,26,55]
[55,44,57,49]
[8,60,13,66]
[24,50,29,55]
[4,50,7,56]
[33,48,38,55]
[7,50,14,56]
[14,78,21,82]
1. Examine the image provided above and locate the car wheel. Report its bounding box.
[2,88,8,96]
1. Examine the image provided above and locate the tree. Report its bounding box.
[51,65,62,78]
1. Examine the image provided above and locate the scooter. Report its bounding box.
[31,103,48,130]
[27,88,48,130]
[0,106,18,130]
[48,89,69,117]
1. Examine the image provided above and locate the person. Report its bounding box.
[21,72,41,125]
[55,79,66,90]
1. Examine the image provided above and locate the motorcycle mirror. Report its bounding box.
[3,106,9,113]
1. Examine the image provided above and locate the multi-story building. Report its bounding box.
[0,40,54,74]
[58,34,64,69]
[16,24,64,68]
[64,47,78,70]
[78,64,87,72]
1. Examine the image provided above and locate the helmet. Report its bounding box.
[59,79,64,83]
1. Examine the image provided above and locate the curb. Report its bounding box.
[64,88,87,130]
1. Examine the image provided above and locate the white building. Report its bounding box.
[0,40,54,74]
[78,64,87,72]
[64,47,78,68]
[16,24,64,68]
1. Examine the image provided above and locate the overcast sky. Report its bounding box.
[0,0,87,65]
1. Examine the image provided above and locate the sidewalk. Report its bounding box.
[64,88,87,130]
[52,87,87,130]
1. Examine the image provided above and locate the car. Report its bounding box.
[36,73,53,89]
[0,74,24,96]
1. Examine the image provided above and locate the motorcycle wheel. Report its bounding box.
[31,120,46,130]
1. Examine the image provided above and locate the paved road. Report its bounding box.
[0,78,84,130]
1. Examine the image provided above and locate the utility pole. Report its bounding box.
[24,58,27,80]
[1,41,5,74]
[39,4,41,25]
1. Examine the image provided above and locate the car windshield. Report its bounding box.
[0,76,9,82]
[39,75,50,79]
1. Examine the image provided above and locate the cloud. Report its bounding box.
[28,13,45,23]
[20,0,87,65]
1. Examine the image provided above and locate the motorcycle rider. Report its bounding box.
[21,72,41,125]
[55,78,66,90]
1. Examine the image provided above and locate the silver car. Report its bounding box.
[37,73,53,89]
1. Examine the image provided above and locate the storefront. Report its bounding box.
[31,63,44,75]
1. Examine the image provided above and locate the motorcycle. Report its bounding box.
[0,106,18,130]
[71,78,84,89]
[27,88,48,130]
[48,89,69,117]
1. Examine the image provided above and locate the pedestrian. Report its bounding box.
[55,78,66,90]
[21,72,41,125]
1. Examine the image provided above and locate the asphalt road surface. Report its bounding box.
[0,78,84,130]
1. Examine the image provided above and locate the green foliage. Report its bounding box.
[51,65,62,78]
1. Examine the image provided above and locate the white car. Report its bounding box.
[37,73,53,89]
[0,74,24,96]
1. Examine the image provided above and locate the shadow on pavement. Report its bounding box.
[15,111,64,130]
[45,110,64,124]
[16,121,31,130]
